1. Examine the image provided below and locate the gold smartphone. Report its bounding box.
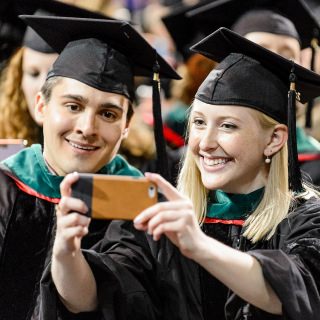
[71,174,158,220]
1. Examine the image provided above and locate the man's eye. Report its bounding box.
[101,111,116,120]
[66,104,80,112]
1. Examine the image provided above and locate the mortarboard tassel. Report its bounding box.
[305,37,319,128]
[288,64,304,193]
[152,60,170,181]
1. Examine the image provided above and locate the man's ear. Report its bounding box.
[264,124,288,157]
[122,113,133,139]
[34,92,46,125]
[122,127,129,139]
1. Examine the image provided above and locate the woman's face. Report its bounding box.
[189,100,273,194]
[21,47,58,122]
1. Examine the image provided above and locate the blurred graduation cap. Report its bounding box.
[21,15,181,180]
[0,0,26,68]
[191,27,320,192]
[21,0,115,54]
[187,0,320,50]
[0,0,114,66]
[161,1,213,61]
[303,0,320,23]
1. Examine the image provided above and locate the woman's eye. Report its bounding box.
[25,70,40,78]
[192,118,205,126]
[221,123,236,129]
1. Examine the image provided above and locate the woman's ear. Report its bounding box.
[34,92,46,125]
[264,124,288,157]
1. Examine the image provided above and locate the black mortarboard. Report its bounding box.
[21,15,181,181]
[21,0,115,53]
[0,0,115,64]
[303,0,320,22]
[0,0,26,67]
[187,0,320,49]
[232,9,300,43]
[191,28,320,192]
[161,1,212,61]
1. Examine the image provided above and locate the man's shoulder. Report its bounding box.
[0,164,19,203]
[0,163,15,183]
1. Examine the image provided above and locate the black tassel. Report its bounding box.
[152,60,170,181]
[288,67,303,193]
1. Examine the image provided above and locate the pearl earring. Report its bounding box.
[265,149,272,164]
[265,156,271,164]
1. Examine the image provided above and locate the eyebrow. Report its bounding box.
[61,94,125,111]
[191,110,242,121]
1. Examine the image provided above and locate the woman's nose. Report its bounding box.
[199,127,218,151]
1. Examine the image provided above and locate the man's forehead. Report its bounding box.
[52,77,129,106]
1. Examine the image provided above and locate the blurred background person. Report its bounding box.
[161,2,217,146]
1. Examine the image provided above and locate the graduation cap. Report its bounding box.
[21,0,115,54]
[190,27,320,192]
[187,0,320,50]
[20,15,181,181]
[161,1,212,61]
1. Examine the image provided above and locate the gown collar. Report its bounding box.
[207,188,264,220]
[2,144,141,200]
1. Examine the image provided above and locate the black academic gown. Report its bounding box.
[40,197,320,320]
[0,165,113,320]
[0,144,142,320]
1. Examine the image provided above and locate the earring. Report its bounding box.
[265,156,271,164]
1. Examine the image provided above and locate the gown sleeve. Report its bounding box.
[39,220,166,320]
[248,197,320,320]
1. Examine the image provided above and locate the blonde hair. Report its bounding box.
[177,108,319,243]
[0,48,41,145]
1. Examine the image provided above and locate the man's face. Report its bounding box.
[245,32,301,62]
[35,77,130,175]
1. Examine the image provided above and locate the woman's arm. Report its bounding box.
[52,172,98,313]
[134,172,281,315]
[194,235,281,314]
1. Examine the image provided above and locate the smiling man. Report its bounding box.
[0,15,179,320]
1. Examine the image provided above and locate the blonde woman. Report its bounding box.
[47,29,320,320]
[0,47,52,145]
